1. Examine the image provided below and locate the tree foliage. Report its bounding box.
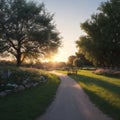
[73,53,92,67]
[73,58,82,67]
[0,0,61,66]
[76,0,120,67]
[67,55,76,67]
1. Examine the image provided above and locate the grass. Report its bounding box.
[69,70,120,120]
[56,69,68,74]
[0,67,60,120]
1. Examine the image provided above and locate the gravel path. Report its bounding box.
[37,72,112,120]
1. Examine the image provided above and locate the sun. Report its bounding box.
[50,53,67,62]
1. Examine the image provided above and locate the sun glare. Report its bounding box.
[50,53,67,62]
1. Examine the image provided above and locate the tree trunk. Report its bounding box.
[16,43,22,66]
[16,39,22,67]
[16,54,22,67]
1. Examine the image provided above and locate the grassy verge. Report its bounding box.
[69,70,120,120]
[0,67,60,120]
[55,70,68,74]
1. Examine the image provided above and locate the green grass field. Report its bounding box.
[69,70,120,120]
[0,67,60,120]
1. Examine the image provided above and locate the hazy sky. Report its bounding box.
[36,0,106,62]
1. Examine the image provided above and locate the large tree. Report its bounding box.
[76,0,120,67]
[0,0,61,66]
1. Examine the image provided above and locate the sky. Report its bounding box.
[36,0,106,62]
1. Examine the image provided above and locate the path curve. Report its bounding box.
[37,72,112,120]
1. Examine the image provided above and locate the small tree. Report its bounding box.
[73,53,92,67]
[73,58,83,67]
[0,0,61,66]
[67,55,76,67]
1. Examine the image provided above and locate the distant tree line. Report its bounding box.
[76,0,120,67]
[0,0,61,66]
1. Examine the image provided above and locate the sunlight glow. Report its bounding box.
[50,52,68,62]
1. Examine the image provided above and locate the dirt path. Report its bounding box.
[37,72,112,120]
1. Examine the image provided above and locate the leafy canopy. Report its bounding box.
[76,0,120,67]
[0,0,61,66]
